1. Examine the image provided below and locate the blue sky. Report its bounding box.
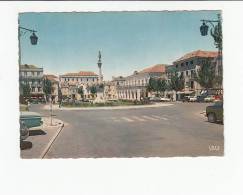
[19,11,220,80]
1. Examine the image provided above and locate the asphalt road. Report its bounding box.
[30,103,224,158]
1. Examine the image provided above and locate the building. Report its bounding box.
[117,64,168,101]
[43,74,59,103]
[59,71,99,99]
[19,64,44,100]
[173,50,218,98]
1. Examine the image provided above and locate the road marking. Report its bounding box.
[151,115,169,121]
[132,116,146,121]
[142,115,159,121]
[39,123,64,159]
[110,117,121,122]
[121,117,134,122]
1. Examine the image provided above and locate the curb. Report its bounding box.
[39,119,65,159]
[42,103,174,111]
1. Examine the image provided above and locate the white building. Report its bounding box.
[117,64,168,101]
[59,71,99,99]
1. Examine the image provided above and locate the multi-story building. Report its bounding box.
[59,71,99,99]
[19,64,44,99]
[43,74,59,103]
[117,64,168,101]
[173,50,218,98]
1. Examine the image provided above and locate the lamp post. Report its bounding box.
[18,25,38,66]
[200,14,222,79]
[18,22,39,103]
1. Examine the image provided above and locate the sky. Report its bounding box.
[19,11,220,80]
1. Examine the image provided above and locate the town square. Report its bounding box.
[19,11,223,158]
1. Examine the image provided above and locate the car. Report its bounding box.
[197,95,206,102]
[182,96,190,102]
[20,112,43,129]
[20,121,29,141]
[206,101,223,123]
[149,96,161,102]
[160,97,171,102]
[188,96,197,102]
[204,95,215,102]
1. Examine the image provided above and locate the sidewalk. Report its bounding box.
[21,117,64,159]
[42,103,174,111]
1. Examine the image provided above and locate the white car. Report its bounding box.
[160,97,171,102]
[204,95,215,102]
[189,96,197,102]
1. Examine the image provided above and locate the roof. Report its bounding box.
[20,64,41,69]
[44,74,58,82]
[140,64,167,73]
[61,71,98,77]
[174,50,218,63]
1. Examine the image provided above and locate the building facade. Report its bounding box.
[117,64,168,101]
[172,50,218,98]
[59,71,99,99]
[19,64,44,99]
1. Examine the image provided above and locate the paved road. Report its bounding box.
[30,103,224,158]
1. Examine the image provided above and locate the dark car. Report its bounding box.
[20,112,43,129]
[206,101,223,123]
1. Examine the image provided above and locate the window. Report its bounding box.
[93,78,94,82]
[87,78,88,82]
[176,64,178,68]
[72,78,74,81]
[186,71,189,76]
[68,78,70,81]
[37,72,40,76]
[190,60,193,65]
[76,78,78,81]
[32,72,34,76]
[186,62,189,66]
[181,72,184,77]
[181,63,184,67]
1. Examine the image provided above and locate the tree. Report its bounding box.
[90,86,97,98]
[147,77,158,93]
[77,86,84,99]
[22,83,31,101]
[158,79,167,96]
[196,60,215,90]
[43,79,52,102]
[169,72,184,99]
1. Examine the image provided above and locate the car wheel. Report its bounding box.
[208,113,216,123]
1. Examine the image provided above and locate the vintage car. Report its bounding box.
[188,96,197,102]
[20,112,43,129]
[206,101,223,123]
[204,95,215,102]
[160,97,171,102]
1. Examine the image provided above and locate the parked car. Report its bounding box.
[20,121,29,141]
[20,112,43,129]
[149,96,161,102]
[204,95,215,102]
[182,96,190,102]
[197,95,206,102]
[188,96,197,102]
[160,97,171,102]
[206,101,223,123]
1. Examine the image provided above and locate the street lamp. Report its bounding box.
[18,26,38,66]
[199,14,222,85]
